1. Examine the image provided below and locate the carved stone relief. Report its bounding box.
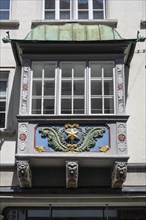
[20,61,30,115]
[66,161,78,188]
[16,160,32,188]
[112,161,127,188]
[18,123,28,152]
[116,64,125,114]
[117,123,127,154]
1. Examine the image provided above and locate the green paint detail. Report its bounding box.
[39,127,106,152]
[77,127,106,152]
[39,128,69,152]
[25,24,122,41]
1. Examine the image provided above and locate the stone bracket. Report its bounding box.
[16,160,32,188]
[112,161,127,188]
[66,161,78,188]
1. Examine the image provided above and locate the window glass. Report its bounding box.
[0,0,10,20]
[31,61,115,115]
[44,0,105,20]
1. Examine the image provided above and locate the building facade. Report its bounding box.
[0,0,146,219]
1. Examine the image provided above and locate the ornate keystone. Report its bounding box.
[66,161,78,188]
[16,161,32,188]
[112,161,127,188]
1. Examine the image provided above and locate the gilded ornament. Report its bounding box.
[100,146,110,152]
[34,145,45,152]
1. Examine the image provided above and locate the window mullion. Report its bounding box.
[102,67,104,114]
[29,70,33,114]
[56,0,59,19]
[113,67,116,114]
[71,67,74,115]
[89,0,93,19]
[41,69,44,115]
[57,66,61,115]
[86,66,91,115]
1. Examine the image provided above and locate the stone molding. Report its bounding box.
[117,123,127,154]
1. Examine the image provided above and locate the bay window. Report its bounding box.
[31,61,115,115]
[44,0,105,20]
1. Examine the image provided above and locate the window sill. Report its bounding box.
[0,20,20,29]
[31,19,118,28]
[0,129,16,137]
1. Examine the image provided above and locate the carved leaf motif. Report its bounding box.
[77,128,106,152]
[39,128,69,151]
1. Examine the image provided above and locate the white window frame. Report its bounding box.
[0,72,9,128]
[43,0,106,20]
[30,61,115,116]
[0,0,11,20]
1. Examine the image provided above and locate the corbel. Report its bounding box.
[66,161,78,188]
[112,161,127,188]
[16,160,32,188]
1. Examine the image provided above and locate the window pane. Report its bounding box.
[60,11,70,19]
[93,0,103,9]
[0,0,10,9]
[91,80,102,95]
[73,99,84,114]
[90,64,102,77]
[60,0,70,9]
[32,99,41,114]
[44,81,55,96]
[74,80,84,95]
[78,0,88,9]
[103,63,113,77]
[0,81,7,98]
[45,11,55,19]
[61,63,72,77]
[0,11,9,19]
[32,81,42,96]
[93,11,104,19]
[104,98,114,114]
[74,63,85,78]
[0,101,6,111]
[91,98,102,114]
[0,113,5,128]
[62,80,72,95]
[45,0,55,9]
[104,80,113,95]
[44,99,54,114]
[61,99,71,114]
[44,64,56,78]
[78,11,88,19]
[32,64,42,78]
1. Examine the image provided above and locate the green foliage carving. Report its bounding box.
[39,126,106,152]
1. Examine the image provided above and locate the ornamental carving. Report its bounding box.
[16,160,32,188]
[117,123,127,153]
[112,161,127,188]
[20,62,30,114]
[37,124,107,152]
[66,161,78,188]
[18,123,28,152]
[116,64,125,114]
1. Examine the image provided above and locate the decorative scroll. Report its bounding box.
[66,161,78,188]
[112,161,127,188]
[17,160,32,188]
[20,62,30,114]
[18,123,28,152]
[37,124,108,152]
[116,64,125,114]
[117,123,127,154]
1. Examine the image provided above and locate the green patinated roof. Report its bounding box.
[25,24,122,41]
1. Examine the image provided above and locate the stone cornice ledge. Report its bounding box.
[0,20,20,28]
[31,19,118,28]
